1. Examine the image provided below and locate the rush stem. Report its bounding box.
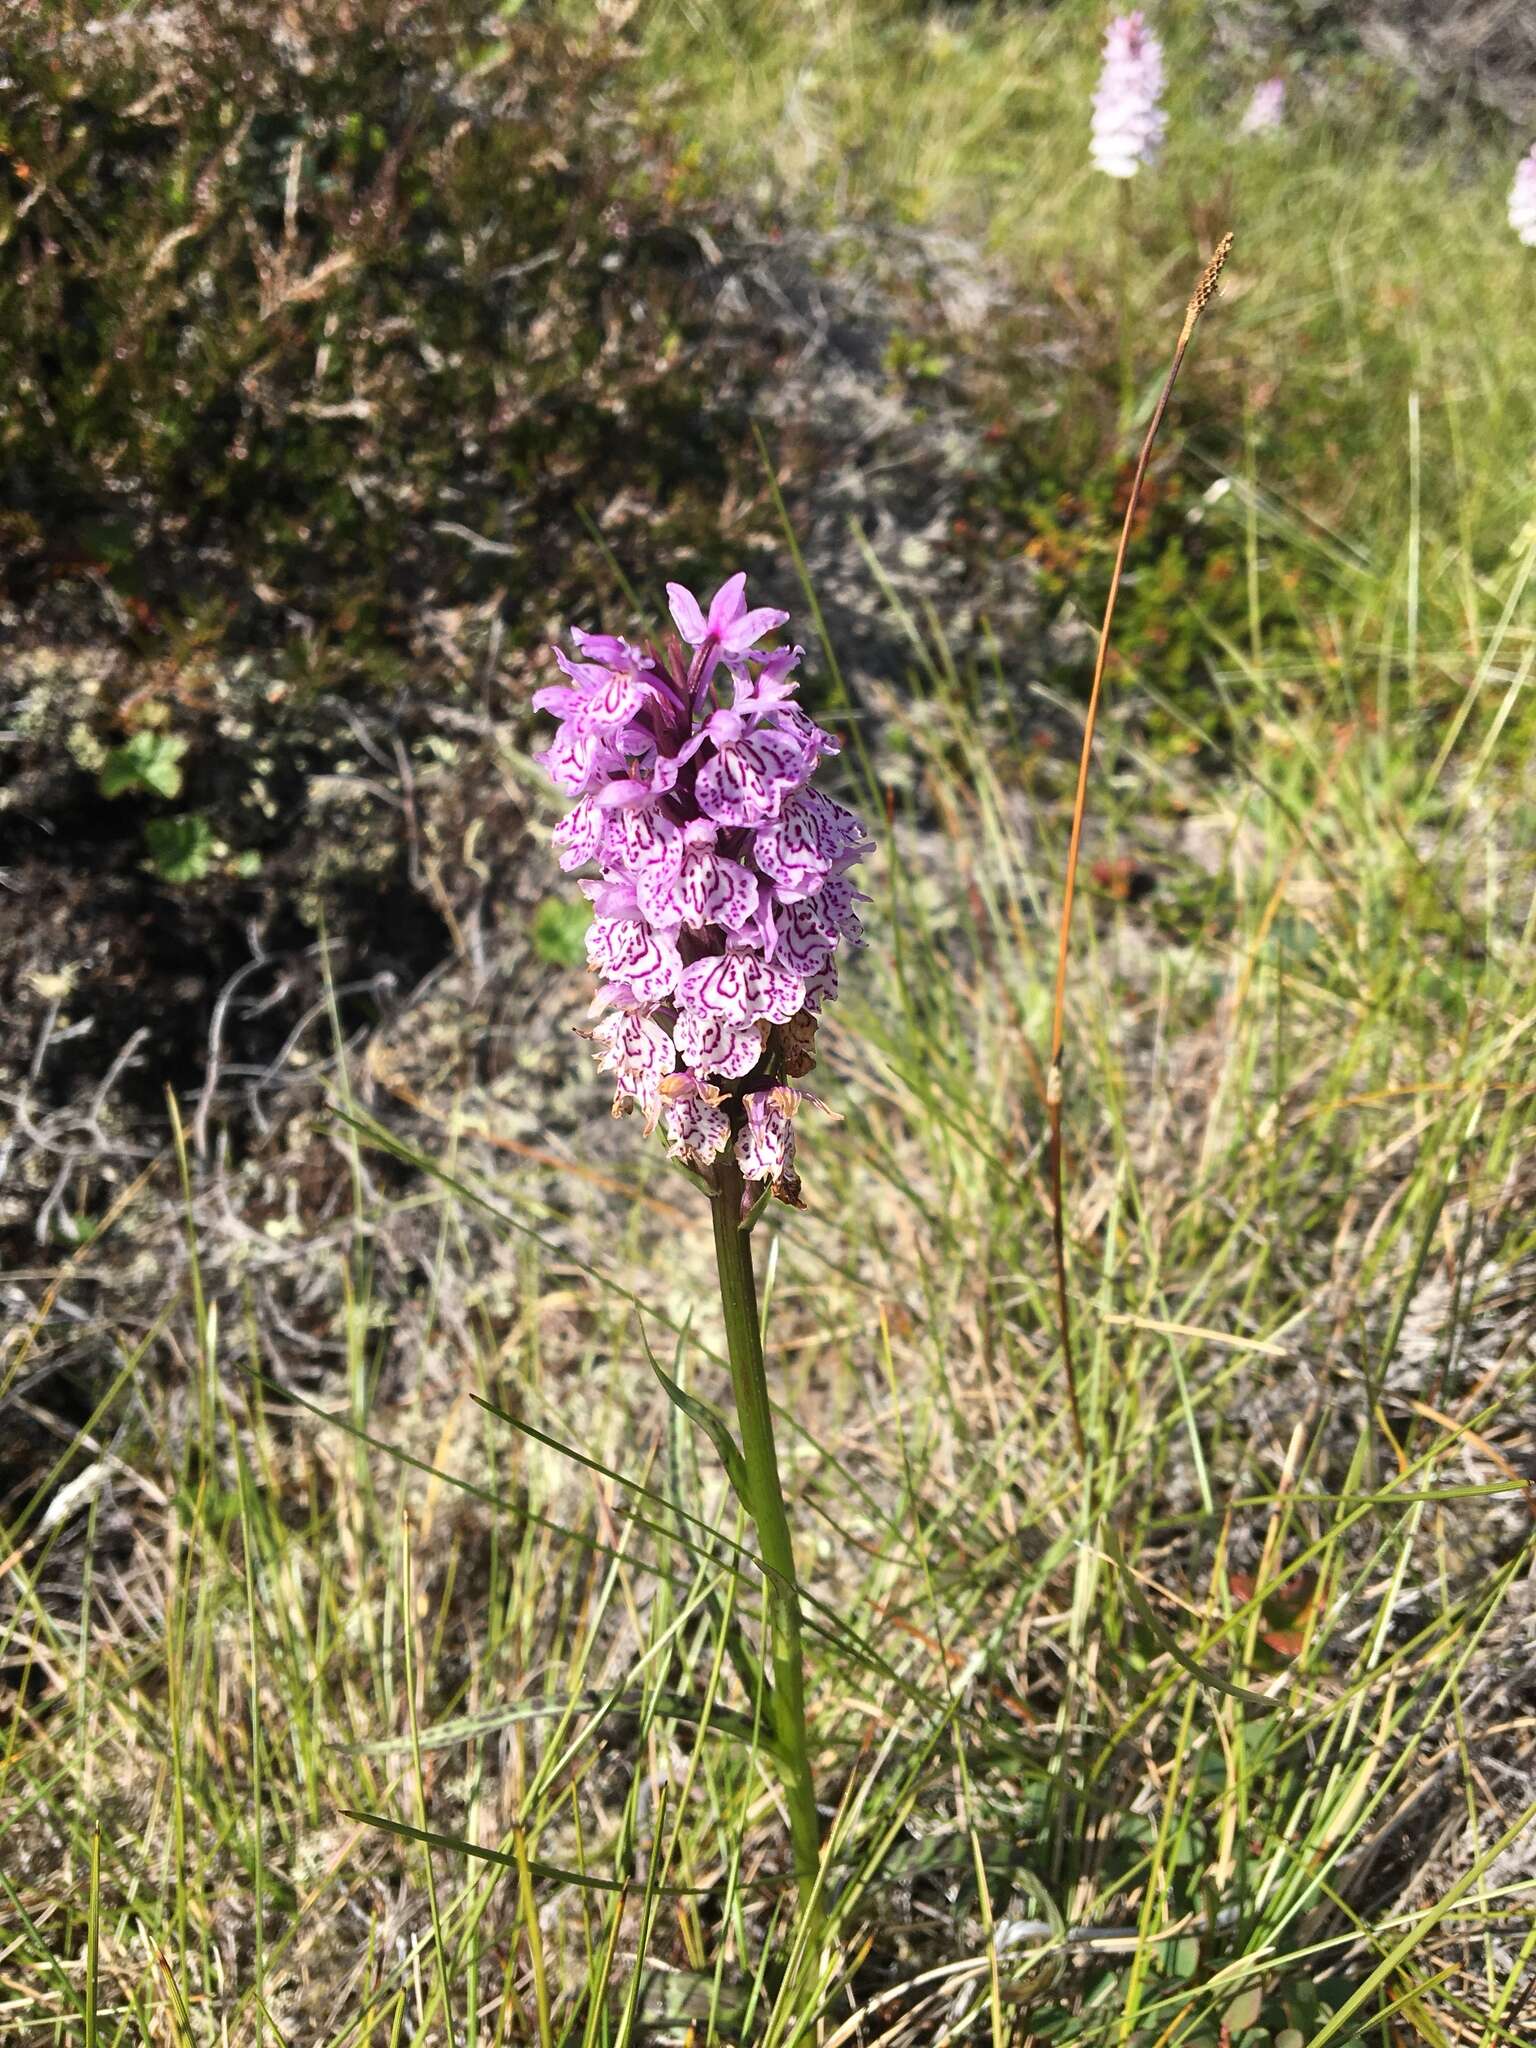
[709,1151,823,1941]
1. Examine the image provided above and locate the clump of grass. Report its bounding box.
[1,0,779,707]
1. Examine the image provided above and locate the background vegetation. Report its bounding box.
[3,2,1534,2043]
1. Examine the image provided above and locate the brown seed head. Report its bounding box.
[1190,232,1234,318]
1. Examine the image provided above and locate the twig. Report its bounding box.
[192,934,270,1159]
[1046,233,1234,1467]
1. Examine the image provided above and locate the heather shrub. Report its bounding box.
[0,2,768,696]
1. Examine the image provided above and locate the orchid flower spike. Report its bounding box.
[1510,145,1536,248]
[1239,76,1285,137]
[1090,11,1166,181]
[536,575,872,1216]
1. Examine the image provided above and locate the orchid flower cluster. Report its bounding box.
[1510,145,1536,248]
[1239,76,1286,137]
[1090,11,1166,181]
[534,575,872,1214]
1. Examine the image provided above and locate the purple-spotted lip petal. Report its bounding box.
[587,917,683,1005]
[675,950,804,1027]
[674,1005,763,1080]
[735,1087,796,1184]
[593,1010,676,1083]
[695,728,811,828]
[773,899,835,976]
[662,1089,732,1165]
[640,844,761,934]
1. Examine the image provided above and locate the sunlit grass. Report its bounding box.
[634,0,1536,632]
[4,451,1533,2035]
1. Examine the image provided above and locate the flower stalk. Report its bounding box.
[1047,232,1234,1468]
[709,1152,823,1932]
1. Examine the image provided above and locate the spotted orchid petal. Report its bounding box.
[611,1063,664,1134]
[615,802,684,890]
[1090,10,1166,181]
[735,1088,795,1185]
[696,727,810,828]
[552,795,624,873]
[661,1085,732,1166]
[749,793,836,899]
[772,898,836,978]
[585,916,683,1005]
[637,844,760,934]
[591,1010,675,1084]
[674,1005,765,1081]
[535,722,622,798]
[801,956,838,1015]
[675,950,804,1027]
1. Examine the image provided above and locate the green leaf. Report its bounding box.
[1167,1936,1200,1981]
[100,730,187,799]
[637,1322,750,1509]
[1223,1986,1263,2033]
[531,895,590,967]
[648,1355,750,1508]
[341,1809,708,1896]
[145,813,214,883]
[1275,2032,1303,2048]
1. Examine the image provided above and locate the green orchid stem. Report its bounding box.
[709,1153,824,1947]
[1117,177,1135,431]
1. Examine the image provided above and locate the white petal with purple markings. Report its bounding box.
[675,950,804,1026]
[674,1006,764,1080]
[695,728,810,827]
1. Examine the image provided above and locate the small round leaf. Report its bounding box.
[1224,1985,1263,2032]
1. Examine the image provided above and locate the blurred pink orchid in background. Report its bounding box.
[1090,11,1166,180]
[1240,76,1286,136]
[1510,145,1536,246]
